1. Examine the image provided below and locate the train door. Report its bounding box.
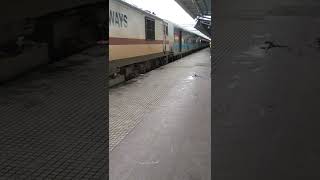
[163,22,168,53]
[179,30,182,52]
[34,16,55,61]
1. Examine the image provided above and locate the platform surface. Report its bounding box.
[109,48,211,180]
[0,46,107,179]
[212,0,320,179]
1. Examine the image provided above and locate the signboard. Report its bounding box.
[109,10,127,28]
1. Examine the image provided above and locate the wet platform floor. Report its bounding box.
[212,0,320,179]
[109,48,211,180]
[0,46,107,179]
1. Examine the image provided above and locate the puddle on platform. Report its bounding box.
[243,46,266,58]
[251,33,272,39]
[185,73,203,81]
[233,45,266,59]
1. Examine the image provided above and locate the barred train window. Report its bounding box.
[145,17,155,40]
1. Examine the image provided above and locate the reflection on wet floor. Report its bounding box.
[186,75,195,80]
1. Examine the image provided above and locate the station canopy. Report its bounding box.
[175,0,211,38]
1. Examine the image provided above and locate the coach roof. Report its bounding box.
[115,0,164,21]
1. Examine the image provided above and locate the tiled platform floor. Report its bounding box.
[0,46,107,179]
[109,48,211,180]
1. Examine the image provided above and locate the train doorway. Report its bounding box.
[163,23,168,53]
[179,30,182,52]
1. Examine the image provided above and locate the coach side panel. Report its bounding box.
[109,0,165,61]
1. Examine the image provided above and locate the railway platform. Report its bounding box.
[0,46,107,179]
[109,48,211,179]
[212,0,320,179]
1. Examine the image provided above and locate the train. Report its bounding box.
[109,0,210,86]
[0,0,107,83]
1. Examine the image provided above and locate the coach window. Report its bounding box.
[145,17,155,40]
[165,26,168,35]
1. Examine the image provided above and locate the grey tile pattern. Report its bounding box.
[0,46,107,179]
